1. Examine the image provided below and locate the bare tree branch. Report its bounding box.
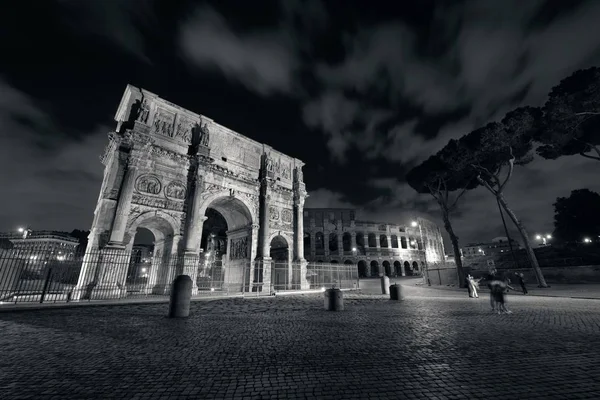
[475,174,498,196]
[575,112,600,116]
[499,147,515,192]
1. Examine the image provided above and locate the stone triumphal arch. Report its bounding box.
[74,85,308,300]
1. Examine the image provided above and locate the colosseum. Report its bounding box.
[303,208,446,277]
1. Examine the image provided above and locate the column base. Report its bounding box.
[295,258,311,290]
[253,257,272,294]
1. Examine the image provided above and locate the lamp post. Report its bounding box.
[17,226,32,240]
[411,220,429,285]
[535,234,552,246]
[352,247,358,288]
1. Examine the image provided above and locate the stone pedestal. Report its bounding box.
[253,257,272,294]
[182,252,200,296]
[298,259,310,290]
[90,245,129,300]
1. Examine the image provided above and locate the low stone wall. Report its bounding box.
[427,267,459,286]
[466,265,600,284]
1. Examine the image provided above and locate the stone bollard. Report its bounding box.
[324,288,344,311]
[389,284,404,301]
[168,275,193,318]
[381,276,390,295]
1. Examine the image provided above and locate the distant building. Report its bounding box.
[462,237,521,258]
[303,208,445,277]
[0,231,80,272]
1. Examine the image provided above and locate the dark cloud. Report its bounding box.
[179,5,298,95]
[56,0,156,63]
[0,79,106,231]
[2,0,600,253]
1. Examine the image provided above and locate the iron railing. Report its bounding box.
[0,245,358,305]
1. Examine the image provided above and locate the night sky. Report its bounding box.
[1,0,600,249]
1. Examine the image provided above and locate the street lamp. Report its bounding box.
[584,237,592,244]
[535,234,552,246]
[17,226,31,239]
[478,248,485,256]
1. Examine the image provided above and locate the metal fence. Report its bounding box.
[272,262,359,291]
[0,245,358,305]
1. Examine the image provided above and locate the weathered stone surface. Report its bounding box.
[76,85,308,299]
[1,288,600,399]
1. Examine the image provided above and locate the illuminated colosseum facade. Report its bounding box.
[303,208,446,277]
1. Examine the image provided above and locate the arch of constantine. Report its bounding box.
[74,85,309,300]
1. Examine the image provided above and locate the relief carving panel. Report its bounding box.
[136,174,162,195]
[151,107,175,138]
[281,209,293,225]
[269,206,280,221]
[230,237,249,260]
[131,193,184,212]
[165,181,187,200]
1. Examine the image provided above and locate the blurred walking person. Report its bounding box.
[486,269,498,311]
[467,275,479,298]
[515,272,528,294]
[491,277,516,314]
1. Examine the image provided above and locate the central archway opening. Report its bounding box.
[200,196,253,293]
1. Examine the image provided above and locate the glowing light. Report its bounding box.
[141,268,147,273]
[210,288,215,292]
[17,227,24,233]
[352,247,356,252]
[584,238,592,243]
[411,221,418,227]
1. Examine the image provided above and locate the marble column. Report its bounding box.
[255,180,272,293]
[294,196,305,261]
[108,153,140,245]
[183,175,206,253]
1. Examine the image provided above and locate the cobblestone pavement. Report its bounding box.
[1,288,600,399]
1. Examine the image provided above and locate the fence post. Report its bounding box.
[40,267,53,304]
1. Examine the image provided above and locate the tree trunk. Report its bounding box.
[497,193,549,288]
[441,209,466,288]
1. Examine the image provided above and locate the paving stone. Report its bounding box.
[0,290,599,399]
